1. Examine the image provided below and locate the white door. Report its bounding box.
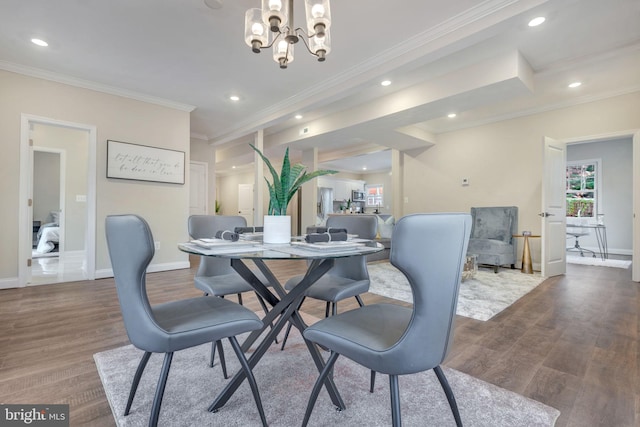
[541,137,567,277]
[238,184,254,225]
[189,161,208,216]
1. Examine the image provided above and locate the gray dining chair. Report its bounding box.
[106,214,267,427]
[188,215,272,377]
[301,213,471,427]
[280,214,378,350]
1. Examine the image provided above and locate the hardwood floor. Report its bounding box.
[0,259,636,426]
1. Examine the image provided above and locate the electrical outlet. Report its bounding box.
[462,178,470,186]
[154,241,160,250]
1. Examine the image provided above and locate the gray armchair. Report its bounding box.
[301,213,471,426]
[467,206,518,272]
[105,215,267,427]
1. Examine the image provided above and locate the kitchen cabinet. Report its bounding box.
[317,177,365,201]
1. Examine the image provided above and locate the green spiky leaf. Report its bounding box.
[250,144,338,215]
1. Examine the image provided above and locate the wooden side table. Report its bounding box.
[512,233,541,274]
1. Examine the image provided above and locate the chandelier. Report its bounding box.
[244,0,331,69]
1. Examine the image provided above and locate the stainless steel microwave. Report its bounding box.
[352,190,365,201]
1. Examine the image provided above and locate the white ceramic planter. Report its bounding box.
[263,215,291,244]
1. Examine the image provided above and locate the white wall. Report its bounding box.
[567,137,633,254]
[402,91,640,266]
[0,69,191,282]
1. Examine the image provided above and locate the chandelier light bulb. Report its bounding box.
[273,39,294,68]
[251,23,264,36]
[311,4,325,18]
[268,0,282,11]
[245,8,268,52]
[263,0,287,32]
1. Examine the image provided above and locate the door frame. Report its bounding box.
[19,114,97,286]
[555,129,639,282]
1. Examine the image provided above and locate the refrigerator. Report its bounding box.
[318,187,334,220]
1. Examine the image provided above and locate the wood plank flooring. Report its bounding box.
[0,259,636,426]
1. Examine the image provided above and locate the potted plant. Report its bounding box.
[250,144,337,243]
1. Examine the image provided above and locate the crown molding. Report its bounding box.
[0,60,196,112]
[437,86,640,134]
[536,42,640,77]
[190,132,209,141]
[209,0,547,144]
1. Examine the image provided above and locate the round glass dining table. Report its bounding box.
[178,240,383,412]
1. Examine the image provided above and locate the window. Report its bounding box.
[365,184,383,208]
[566,159,600,218]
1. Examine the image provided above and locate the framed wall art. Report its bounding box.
[106,140,185,184]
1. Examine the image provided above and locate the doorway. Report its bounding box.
[19,115,97,286]
[238,183,254,225]
[189,161,208,216]
[542,130,639,282]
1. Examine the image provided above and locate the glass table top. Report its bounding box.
[178,240,383,260]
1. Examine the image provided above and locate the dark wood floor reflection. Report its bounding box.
[0,258,636,426]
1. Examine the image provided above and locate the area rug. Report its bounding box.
[566,255,631,269]
[94,333,560,427]
[367,262,545,321]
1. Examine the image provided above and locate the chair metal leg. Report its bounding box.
[209,341,228,378]
[332,302,337,316]
[237,293,243,305]
[217,341,228,379]
[434,365,463,427]
[228,336,268,427]
[149,352,173,427]
[355,295,365,307]
[370,370,376,393]
[209,341,215,367]
[124,351,151,416]
[280,322,293,350]
[302,351,340,427]
[389,374,401,427]
[325,301,330,318]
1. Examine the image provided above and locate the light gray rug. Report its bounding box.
[95,333,560,427]
[566,255,631,269]
[367,262,545,321]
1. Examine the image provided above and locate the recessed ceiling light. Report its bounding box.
[362,166,367,170]
[568,81,582,88]
[295,114,303,119]
[229,95,240,101]
[232,165,236,169]
[528,16,545,27]
[31,38,48,47]
[447,113,457,118]
[380,80,391,87]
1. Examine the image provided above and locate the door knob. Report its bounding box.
[538,212,554,217]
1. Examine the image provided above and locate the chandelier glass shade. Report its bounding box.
[244,0,332,69]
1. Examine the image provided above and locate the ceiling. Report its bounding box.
[1,0,639,174]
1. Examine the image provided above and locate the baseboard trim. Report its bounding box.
[0,277,20,289]
[95,261,191,279]
[571,246,632,256]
